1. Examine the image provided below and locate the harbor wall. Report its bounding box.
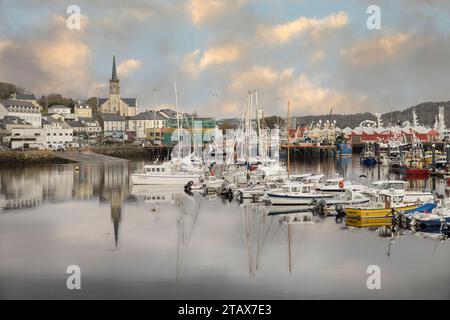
[0,150,75,165]
[93,145,170,160]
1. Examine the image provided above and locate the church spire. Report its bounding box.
[112,56,118,81]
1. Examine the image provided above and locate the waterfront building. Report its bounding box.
[79,117,102,134]
[98,56,137,117]
[0,99,42,128]
[127,111,166,139]
[3,127,73,149]
[95,112,127,139]
[66,120,87,134]
[162,116,216,145]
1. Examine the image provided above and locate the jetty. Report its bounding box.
[56,151,128,164]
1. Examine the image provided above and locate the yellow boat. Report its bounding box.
[345,204,418,219]
[345,217,392,228]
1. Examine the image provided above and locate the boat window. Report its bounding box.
[157,168,160,172]
[302,186,310,193]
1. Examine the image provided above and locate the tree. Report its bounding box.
[86,97,99,112]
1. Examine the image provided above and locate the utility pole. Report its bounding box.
[213,93,218,128]
[153,88,158,142]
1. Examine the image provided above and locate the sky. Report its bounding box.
[0,0,449,117]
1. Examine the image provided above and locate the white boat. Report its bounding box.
[235,182,281,200]
[189,175,226,191]
[130,158,204,185]
[363,180,435,204]
[264,182,335,206]
[256,163,288,181]
[317,175,365,193]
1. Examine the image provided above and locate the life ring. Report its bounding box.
[338,180,344,188]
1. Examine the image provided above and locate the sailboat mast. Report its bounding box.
[287,101,291,178]
[174,82,181,157]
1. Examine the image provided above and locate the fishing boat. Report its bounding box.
[395,202,438,228]
[363,180,435,204]
[235,182,280,201]
[410,206,450,230]
[336,142,352,157]
[317,175,365,193]
[264,182,335,206]
[361,150,377,166]
[186,175,225,191]
[130,158,204,185]
[345,191,421,226]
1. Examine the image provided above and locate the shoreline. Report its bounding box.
[0,146,168,165]
[0,150,76,165]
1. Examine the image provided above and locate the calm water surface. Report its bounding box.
[1,156,449,299]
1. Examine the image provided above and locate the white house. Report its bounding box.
[48,105,76,120]
[5,127,73,149]
[0,100,42,128]
[127,111,167,139]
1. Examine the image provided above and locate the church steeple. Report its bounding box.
[111,56,118,81]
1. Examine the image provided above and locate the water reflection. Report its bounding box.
[1,158,450,299]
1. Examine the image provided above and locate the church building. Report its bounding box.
[99,56,138,117]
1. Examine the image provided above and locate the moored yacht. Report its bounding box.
[130,158,204,185]
[264,182,335,206]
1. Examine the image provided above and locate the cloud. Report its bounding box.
[187,0,247,25]
[0,40,13,53]
[257,12,349,45]
[278,74,368,115]
[182,44,244,77]
[0,15,92,97]
[117,59,143,77]
[230,66,293,93]
[341,33,414,66]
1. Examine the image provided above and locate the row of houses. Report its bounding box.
[0,96,214,149]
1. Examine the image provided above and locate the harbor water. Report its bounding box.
[1,155,449,299]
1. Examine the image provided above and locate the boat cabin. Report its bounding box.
[371,180,406,191]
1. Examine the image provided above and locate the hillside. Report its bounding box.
[291,101,450,129]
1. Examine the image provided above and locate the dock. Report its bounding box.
[56,151,129,164]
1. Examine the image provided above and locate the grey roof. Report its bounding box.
[67,120,86,128]
[97,97,137,107]
[121,98,137,107]
[13,93,36,100]
[129,111,166,121]
[78,117,95,122]
[159,108,191,118]
[45,116,62,123]
[97,112,126,121]
[98,98,108,106]
[0,99,40,113]
[2,116,29,125]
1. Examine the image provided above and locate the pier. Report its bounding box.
[57,151,129,164]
